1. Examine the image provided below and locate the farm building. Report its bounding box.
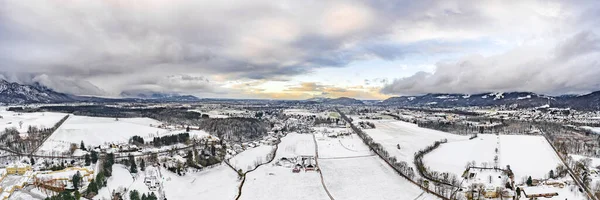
[6,163,31,175]
[521,186,559,198]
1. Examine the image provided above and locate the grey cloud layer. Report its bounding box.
[1,0,599,97]
[0,0,410,96]
[382,31,600,95]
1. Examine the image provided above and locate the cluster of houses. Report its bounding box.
[275,156,317,173]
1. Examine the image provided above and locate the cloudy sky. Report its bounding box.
[1,0,599,99]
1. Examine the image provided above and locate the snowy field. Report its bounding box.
[425,134,563,182]
[240,133,329,200]
[314,133,372,159]
[320,157,438,200]
[424,134,499,178]
[500,135,562,181]
[316,133,438,200]
[362,120,466,178]
[229,145,275,172]
[94,164,153,200]
[162,165,239,200]
[283,109,337,118]
[0,109,67,133]
[36,115,171,154]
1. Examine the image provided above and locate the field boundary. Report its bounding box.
[312,134,335,200]
[336,109,451,200]
[227,142,279,200]
[541,131,597,200]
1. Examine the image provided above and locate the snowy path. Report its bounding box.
[312,134,335,200]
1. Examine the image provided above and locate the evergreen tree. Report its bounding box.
[129,154,138,173]
[91,150,98,164]
[96,171,105,187]
[149,192,158,200]
[516,187,521,197]
[140,159,146,171]
[30,157,35,165]
[526,176,533,186]
[80,140,86,151]
[87,180,98,194]
[74,191,81,199]
[85,154,91,166]
[141,193,147,200]
[549,170,555,179]
[130,190,141,200]
[72,171,82,190]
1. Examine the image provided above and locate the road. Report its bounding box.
[312,134,335,200]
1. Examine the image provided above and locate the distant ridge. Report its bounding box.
[305,97,365,105]
[380,91,600,110]
[0,79,200,104]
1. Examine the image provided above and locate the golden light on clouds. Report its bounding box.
[229,81,390,100]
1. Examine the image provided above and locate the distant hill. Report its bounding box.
[305,97,365,105]
[380,91,600,110]
[120,91,200,102]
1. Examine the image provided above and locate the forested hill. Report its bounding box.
[197,117,270,142]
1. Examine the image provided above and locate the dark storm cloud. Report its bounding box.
[382,31,600,95]
[1,0,599,97]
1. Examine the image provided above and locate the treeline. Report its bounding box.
[84,152,113,198]
[197,117,269,142]
[17,106,202,125]
[336,109,454,200]
[414,139,461,189]
[153,132,190,147]
[0,114,69,153]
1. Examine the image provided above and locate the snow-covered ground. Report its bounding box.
[320,157,438,200]
[162,165,239,200]
[229,145,275,172]
[424,134,499,178]
[500,135,562,182]
[580,126,600,134]
[36,115,170,154]
[240,133,329,200]
[314,133,372,159]
[362,120,466,178]
[316,133,439,200]
[0,109,67,133]
[425,134,563,182]
[94,164,153,200]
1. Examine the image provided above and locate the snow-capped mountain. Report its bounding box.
[0,79,75,104]
[380,91,600,110]
[0,80,200,104]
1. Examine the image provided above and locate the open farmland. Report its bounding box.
[424,134,499,178]
[229,145,275,173]
[240,133,329,200]
[500,135,563,181]
[361,119,466,178]
[0,109,67,133]
[36,115,170,155]
[162,165,239,200]
[315,132,440,200]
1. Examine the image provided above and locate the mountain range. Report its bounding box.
[0,80,200,104]
[1,79,599,110]
[380,92,600,110]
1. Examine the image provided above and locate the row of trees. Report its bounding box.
[153,132,190,147]
[85,152,114,198]
[337,109,455,199]
[129,190,159,200]
[414,139,462,188]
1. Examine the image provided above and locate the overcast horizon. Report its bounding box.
[2,0,600,100]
